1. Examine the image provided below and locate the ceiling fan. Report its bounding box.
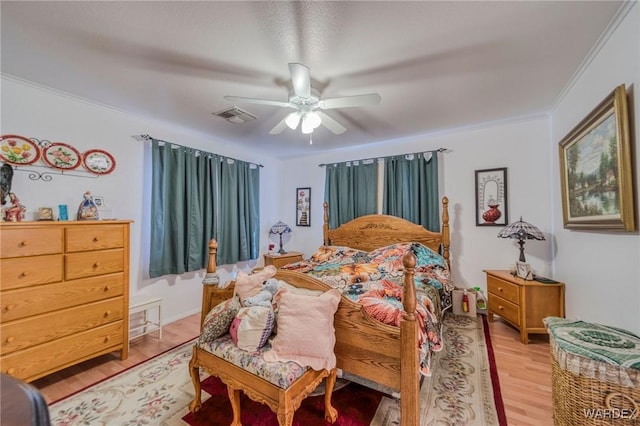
[224,63,381,135]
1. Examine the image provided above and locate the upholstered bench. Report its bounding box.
[544,317,640,426]
[189,336,337,426]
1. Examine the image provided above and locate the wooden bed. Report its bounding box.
[198,196,450,426]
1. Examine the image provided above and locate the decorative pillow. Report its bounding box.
[234,265,277,303]
[199,296,241,344]
[264,289,341,371]
[230,306,275,352]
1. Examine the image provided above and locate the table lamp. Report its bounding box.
[497,217,545,262]
[269,221,292,254]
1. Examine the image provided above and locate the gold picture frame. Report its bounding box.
[559,84,635,231]
[38,207,54,221]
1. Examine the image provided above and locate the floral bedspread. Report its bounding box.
[281,242,454,376]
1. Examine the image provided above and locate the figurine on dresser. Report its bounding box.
[3,192,26,222]
[77,191,100,220]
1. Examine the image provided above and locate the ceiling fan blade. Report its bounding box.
[269,116,289,135]
[316,111,346,135]
[289,63,311,99]
[224,96,291,108]
[319,93,382,109]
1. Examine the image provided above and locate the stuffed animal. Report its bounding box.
[234,265,277,306]
[243,278,282,308]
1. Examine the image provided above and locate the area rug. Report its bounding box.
[370,314,507,426]
[48,314,504,426]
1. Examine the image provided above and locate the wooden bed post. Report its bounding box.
[323,202,330,246]
[200,239,234,327]
[400,251,419,426]
[441,196,451,270]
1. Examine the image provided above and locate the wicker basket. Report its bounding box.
[545,317,640,426]
[551,353,639,426]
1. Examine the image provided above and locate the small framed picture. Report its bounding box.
[38,207,54,221]
[475,167,508,226]
[296,187,311,227]
[516,261,533,280]
[93,196,105,207]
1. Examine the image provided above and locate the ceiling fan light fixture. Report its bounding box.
[305,111,322,129]
[285,112,301,130]
[301,121,314,134]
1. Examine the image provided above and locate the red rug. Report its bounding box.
[182,377,384,426]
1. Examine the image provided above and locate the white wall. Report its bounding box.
[550,3,640,334]
[279,116,554,291]
[0,77,280,324]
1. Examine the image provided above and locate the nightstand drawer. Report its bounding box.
[487,276,519,305]
[488,293,520,326]
[264,252,303,268]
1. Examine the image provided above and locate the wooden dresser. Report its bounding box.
[0,220,132,382]
[484,269,565,344]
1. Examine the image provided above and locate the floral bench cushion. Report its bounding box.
[198,334,308,389]
[544,317,640,387]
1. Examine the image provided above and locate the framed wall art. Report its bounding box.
[559,84,635,231]
[296,187,311,227]
[475,167,508,226]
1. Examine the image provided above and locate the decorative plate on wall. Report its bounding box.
[0,134,41,165]
[83,149,116,175]
[42,142,82,170]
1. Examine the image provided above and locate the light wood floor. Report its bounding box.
[33,314,553,425]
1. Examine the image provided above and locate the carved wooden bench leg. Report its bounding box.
[276,401,295,426]
[188,346,202,413]
[324,369,338,423]
[228,386,242,426]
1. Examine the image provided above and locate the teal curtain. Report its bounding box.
[149,140,259,277]
[383,152,440,231]
[217,158,260,265]
[324,160,377,228]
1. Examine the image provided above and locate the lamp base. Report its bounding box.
[518,239,526,262]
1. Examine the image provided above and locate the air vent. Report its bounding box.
[213,107,257,124]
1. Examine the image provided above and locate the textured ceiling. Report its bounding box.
[0,1,624,158]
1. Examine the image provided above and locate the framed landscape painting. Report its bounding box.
[559,84,635,231]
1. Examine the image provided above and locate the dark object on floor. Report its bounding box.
[0,373,51,426]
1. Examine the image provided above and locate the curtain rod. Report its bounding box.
[317,147,447,167]
[133,134,263,168]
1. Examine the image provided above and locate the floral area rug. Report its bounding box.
[49,339,202,426]
[49,314,505,426]
[371,314,507,426]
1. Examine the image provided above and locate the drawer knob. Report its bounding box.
[6,336,14,343]
[5,304,15,312]
[103,286,110,292]
[498,287,503,292]
[7,368,15,375]
[93,262,100,268]
[93,237,99,242]
[498,305,504,311]
[104,310,111,317]
[20,271,30,277]
[20,240,30,247]
[103,336,110,343]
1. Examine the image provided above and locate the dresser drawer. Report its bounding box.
[487,276,520,305]
[0,228,63,258]
[65,226,125,253]
[1,273,124,322]
[1,321,124,382]
[1,297,124,355]
[65,249,124,280]
[0,255,63,290]
[488,293,520,326]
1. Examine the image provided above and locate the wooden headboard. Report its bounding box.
[322,196,450,268]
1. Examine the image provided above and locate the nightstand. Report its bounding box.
[484,269,565,344]
[263,251,304,268]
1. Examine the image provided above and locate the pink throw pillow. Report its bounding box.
[264,288,341,371]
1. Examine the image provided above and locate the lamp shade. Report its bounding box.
[269,221,292,254]
[497,217,545,262]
